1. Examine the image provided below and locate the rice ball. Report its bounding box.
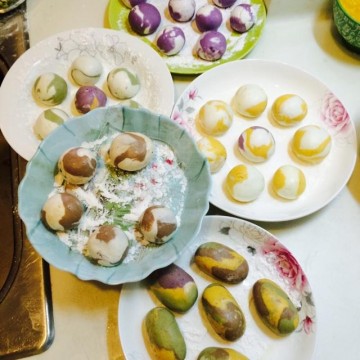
[33,108,69,140]
[233,84,268,118]
[107,67,140,100]
[272,165,306,200]
[33,72,67,106]
[70,55,103,86]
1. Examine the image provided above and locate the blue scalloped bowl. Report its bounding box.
[18,106,211,284]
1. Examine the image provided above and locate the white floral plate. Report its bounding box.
[118,215,316,360]
[171,59,357,222]
[0,27,174,161]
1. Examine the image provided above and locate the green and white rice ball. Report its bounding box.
[33,108,69,140]
[107,67,140,100]
[70,55,103,86]
[33,72,68,106]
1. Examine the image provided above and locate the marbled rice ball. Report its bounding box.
[41,192,83,231]
[109,132,153,171]
[168,0,196,22]
[233,84,268,118]
[70,55,103,86]
[195,31,227,61]
[291,125,332,163]
[155,26,186,56]
[197,100,233,136]
[58,147,97,185]
[33,72,67,106]
[213,0,237,8]
[107,67,140,100]
[230,4,255,33]
[138,205,177,244]
[122,0,146,8]
[225,164,265,202]
[195,4,223,32]
[128,3,161,35]
[33,108,69,140]
[271,94,308,127]
[86,225,129,267]
[75,85,107,114]
[272,165,306,200]
[197,136,227,173]
[238,126,275,163]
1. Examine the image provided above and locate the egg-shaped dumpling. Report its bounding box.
[70,55,103,86]
[238,126,275,163]
[33,72,67,106]
[75,85,107,114]
[197,100,233,136]
[138,205,177,244]
[272,94,308,126]
[33,108,69,140]
[225,164,264,202]
[128,3,161,35]
[58,147,97,185]
[291,125,331,163]
[41,192,83,231]
[195,4,223,33]
[86,225,129,267]
[195,30,227,61]
[272,164,306,200]
[168,0,196,22]
[197,136,227,173]
[109,132,153,171]
[233,84,268,118]
[155,26,185,56]
[107,67,140,100]
[230,4,255,33]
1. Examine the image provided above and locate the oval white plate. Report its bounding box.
[171,59,357,222]
[118,215,316,360]
[0,27,174,161]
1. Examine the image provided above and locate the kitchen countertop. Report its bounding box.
[23,0,360,359]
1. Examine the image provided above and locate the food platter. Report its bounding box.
[171,59,357,222]
[18,106,211,285]
[119,215,316,360]
[107,0,267,74]
[0,27,174,161]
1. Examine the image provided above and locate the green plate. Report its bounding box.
[107,0,267,75]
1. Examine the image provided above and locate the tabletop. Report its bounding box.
[22,0,360,359]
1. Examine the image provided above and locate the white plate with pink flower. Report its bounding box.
[119,215,316,360]
[171,59,357,222]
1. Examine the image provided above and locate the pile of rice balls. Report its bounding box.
[125,0,257,61]
[41,131,178,267]
[195,83,332,202]
[32,55,141,140]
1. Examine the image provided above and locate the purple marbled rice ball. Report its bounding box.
[195,30,227,61]
[122,0,147,9]
[128,3,161,35]
[168,0,196,22]
[155,26,185,56]
[212,0,237,8]
[195,4,223,33]
[230,4,255,33]
[75,86,107,114]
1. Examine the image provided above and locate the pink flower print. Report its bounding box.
[188,88,198,101]
[165,158,174,165]
[321,92,350,133]
[262,238,308,291]
[300,315,314,334]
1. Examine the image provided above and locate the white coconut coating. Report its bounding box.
[33,108,69,140]
[168,0,196,22]
[197,100,233,136]
[41,192,83,231]
[238,126,275,163]
[33,72,68,106]
[86,225,129,267]
[58,147,97,185]
[139,205,177,244]
[109,132,153,171]
[225,164,265,202]
[292,125,332,163]
[197,136,227,173]
[233,84,268,118]
[271,94,308,126]
[70,55,103,86]
[107,67,140,100]
[272,165,306,200]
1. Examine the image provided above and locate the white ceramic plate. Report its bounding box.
[118,215,316,360]
[0,27,174,161]
[171,59,357,222]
